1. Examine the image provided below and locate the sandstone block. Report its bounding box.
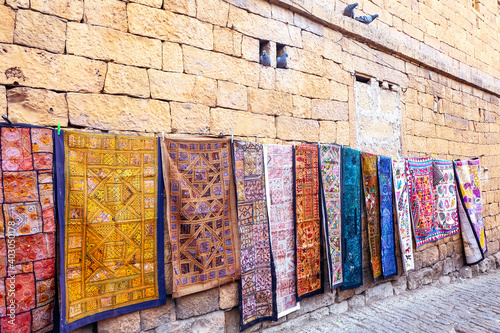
[170,102,210,134]
[128,0,162,8]
[210,108,276,138]
[0,5,14,43]
[163,0,196,16]
[0,45,106,93]
[217,81,247,110]
[83,0,127,31]
[128,4,213,50]
[329,301,348,315]
[226,0,271,17]
[165,262,173,295]
[31,0,83,21]
[438,244,448,260]
[248,88,292,116]
[140,298,175,331]
[391,275,407,295]
[104,63,150,98]
[407,270,422,290]
[69,324,94,333]
[197,0,229,26]
[7,87,68,126]
[271,4,293,23]
[214,26,242,57]
[184,45,260,87]
[175,288,219,319]
[421,267,433,285]
[319,121,337,143]
[452,253,463,271]
[149,70,216,107]
[259,66,276,90]
[432,261,444,280]
[459,266,472,279]
[331,81,349,102]
[241,35,260,63]
[67,23,162,69]
[347,294,365,310]
[336,121,350,145]
[276,117,319,142]
[159,310,225,332]
[162,42,183,73]
[443,257,453,275]
[439,275,451,285]
[14,10,66,54]
[219,282,238,309]
[98,311,141,333]
[291,49,324,77]
[293,13,323,36]
[420,246,439,267]
[298,72,331,99]
[336,288,355,302]
[67,93,171,132]
[228,6,296,47]
[494,253,500,268]
[364,282,393,305]
[5,0,29,8]
[292,95,312,119]
[0,86,5,116]
[287,291,335,320]
[311,99,348,121]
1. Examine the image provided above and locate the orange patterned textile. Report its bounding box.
[56,131,166,333]
[294,145,323,300]
[162,138,240,298]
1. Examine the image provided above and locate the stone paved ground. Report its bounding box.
[294,271,500,333]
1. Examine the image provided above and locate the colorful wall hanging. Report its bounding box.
[341,147,363,290]
[391,158,414,272]
[377,156,397,278]
[162,138,240,298]
[454,158,486,264]
[0,126,56,332]
[55,131,166,333]
[294,144,323,300]
[264,144,299,317]
[318,144,343,290]
[233,140,277,331]
[361,152,383,281]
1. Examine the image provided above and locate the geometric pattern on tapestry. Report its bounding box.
[294,144,322,300]
[63,131,160,325]
[0,126,56,333]
[164,139,240,298]
[233,140,276,331]
[264,144,299,317]
[319,144,343,290]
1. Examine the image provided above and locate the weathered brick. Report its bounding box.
[248,88,293,116]
[183,45,260,87]
[14,10,66,54]
[0,45,106,93]
[148,70,217,107]
[67,23,162,69]
[162,42,183,73]
[128,3,213,50]
[31,0,83,21]
[214,26,242,57]
[0,5,14,43]
[7,87,68,126]
[84,0,127,31]
[197,0,229,26]
[98,311,140,333]
[311,99,349,121]
[210,108,276,138]
[276,117,319,142]
[217,81,247,110]
[104,63,150,98]
[67,93,171,132]
[163,0,196,16]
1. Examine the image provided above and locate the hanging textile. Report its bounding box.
[454,158,486,265]
[406,157,459,248]
[377,156,397,278]
[56,131,166,333]
[361,152,383,281]
[294,144,323,300]
[391,158,414,272]
[433,159,460,237]
[162,138,240,298]
[341,147,363,290]
[0,126,56,332]
[318,144,343,290]
[264,144,299,317]
[233,140,277,331]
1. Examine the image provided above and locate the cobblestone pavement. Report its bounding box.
[298,271,500,333]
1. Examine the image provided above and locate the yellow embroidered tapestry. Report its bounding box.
[56,131,166,333]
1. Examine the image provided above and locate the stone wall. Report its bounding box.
[1,0,499,332]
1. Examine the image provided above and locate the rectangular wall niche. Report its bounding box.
[354,77,402,157]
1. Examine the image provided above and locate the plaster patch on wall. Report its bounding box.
[355,79,402,157]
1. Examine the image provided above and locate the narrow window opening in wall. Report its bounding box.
[434,96,442,113]
[259,40,270,58]
[355,74,371,84]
